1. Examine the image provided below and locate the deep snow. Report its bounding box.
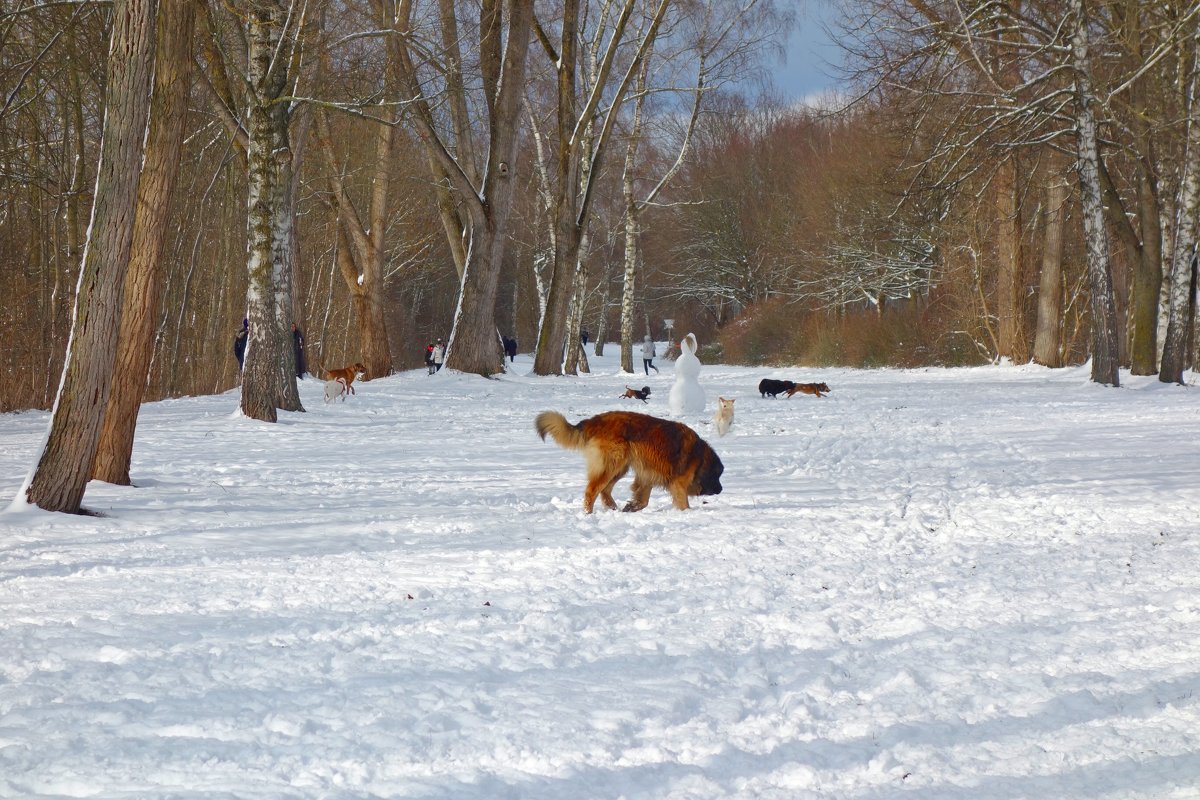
[1,347,1198,799]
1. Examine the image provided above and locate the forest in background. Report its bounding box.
[2,0,1199,422]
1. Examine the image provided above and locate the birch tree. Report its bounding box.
[1071,0,1120,385]
[200,0,315,421]
[21,0,157,513]
[532,0,671,376]
[1160,12,1200,383]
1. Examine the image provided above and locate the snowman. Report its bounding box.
[668,332,706,415]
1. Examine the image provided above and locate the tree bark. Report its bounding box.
[241,3,285,422]
[994,155,1027,362]
[1161,14,1200,384]
[23,0,158,512]
[1071,0,1120,387]
[93,0,195,486]
[1032,174,1068,367]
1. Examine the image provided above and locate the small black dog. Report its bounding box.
[758,378,796,398]
[621,385,652,403]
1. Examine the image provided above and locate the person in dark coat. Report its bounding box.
[291,323,307,379]
[503,336,518,363]
[424,342,435,370]
[581,329,590,346]
[233,318,248,370]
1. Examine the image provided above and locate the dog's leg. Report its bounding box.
[598,465,627,510]
[668,480,692,511]
[622,474,652,512]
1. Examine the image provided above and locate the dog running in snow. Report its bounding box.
[323,362,366,395]
[758,378,795,398]
[620,385,652,403]
[535,410,723,513]
[786,382,831,398]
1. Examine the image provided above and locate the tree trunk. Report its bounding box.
[23,0,158,512]
[93,0,195,486]
[1071,0,1120,387]
[269,27,303,411]
[443,0,534,376]
[995,154,1027,362]
[241,4,284,422]
[1032,175,1068,367]
[1161,16,1200,384]
[315,110,396,380]
[619,194,639,374]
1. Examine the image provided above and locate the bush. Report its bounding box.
[719,298,989,369]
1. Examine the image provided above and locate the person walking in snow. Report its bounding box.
[641,335,659,375]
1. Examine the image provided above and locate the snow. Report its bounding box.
[1,346,1198,799]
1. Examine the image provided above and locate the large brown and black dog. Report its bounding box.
[535,410,723,513]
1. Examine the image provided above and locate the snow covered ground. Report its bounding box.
[1,346,1198,799]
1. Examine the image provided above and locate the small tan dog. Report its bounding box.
[323,362,366,395]
[712,397,735,437]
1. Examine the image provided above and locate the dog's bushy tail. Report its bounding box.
[535,411,588,450]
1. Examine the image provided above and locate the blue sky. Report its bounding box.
[773,0,845,102]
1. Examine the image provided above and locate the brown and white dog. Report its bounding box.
[323,377,350,404]
[786,382,831,398]
[323,363,366,395]
[535,410,723,513]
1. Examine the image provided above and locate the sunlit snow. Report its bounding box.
[1,347,1197,798]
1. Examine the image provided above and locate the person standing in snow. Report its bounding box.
[641,335,659,375]
[233,318,248,371]
[291,323,307,379]
[429,338,445,374]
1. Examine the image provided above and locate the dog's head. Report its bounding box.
[690,442,724,497]
[817,383,830,393]
[353,363,367,377]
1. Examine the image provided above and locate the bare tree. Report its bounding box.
[386,0,535,376]
[93,0,196,486]
[21,0,157,513]
[532,0,671,375]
